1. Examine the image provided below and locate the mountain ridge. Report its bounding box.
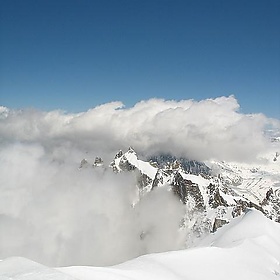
[79,147,280,238]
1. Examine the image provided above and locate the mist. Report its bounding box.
[0,96,279,266]
[0,142,185,266]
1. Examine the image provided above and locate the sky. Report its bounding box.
[1,0,280,271]
[0,0,279,118]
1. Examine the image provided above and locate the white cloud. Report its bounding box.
[0,96,278,162]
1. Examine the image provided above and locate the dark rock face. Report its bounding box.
[232,203,248,218]
[207,184,228,209]
[152,170,169,190]
[262,188,280,222]
[212,218,229,232]
[118,156,136,172]
[172,173,204,211]
[148,155,211,176]
[93,157,103,167]
[137,172,153,190]
[114,150,124,159]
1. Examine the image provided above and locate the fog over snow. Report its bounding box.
[0,96,279,267]
[1,210,280,280]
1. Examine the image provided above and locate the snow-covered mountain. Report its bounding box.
[81,147,280,236]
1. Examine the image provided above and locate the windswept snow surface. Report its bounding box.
[1,210,279,280]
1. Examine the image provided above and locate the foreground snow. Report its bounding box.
[1,210,279,280]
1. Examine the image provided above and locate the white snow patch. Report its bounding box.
[180,173,210,187]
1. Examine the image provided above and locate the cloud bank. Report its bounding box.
[1,96,279,162]
[0,96,279,266]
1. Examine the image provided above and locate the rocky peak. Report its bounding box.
[79,147,280,235]
[93,157,103,167]
[79,157,104,169]
[110,148,138,173]
[114,150,123,159]
[79,158,89,169]
[127,146,136,154]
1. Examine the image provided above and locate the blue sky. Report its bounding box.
[0,0,279,118]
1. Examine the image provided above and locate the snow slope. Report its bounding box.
[1,210,279,280]
[209,156,280,205]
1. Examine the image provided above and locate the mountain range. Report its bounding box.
[79,146,280,242]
